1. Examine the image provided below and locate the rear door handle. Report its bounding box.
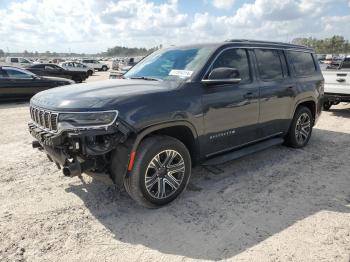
[336,78,346,82]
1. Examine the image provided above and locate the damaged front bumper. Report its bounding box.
[28,120,133,183]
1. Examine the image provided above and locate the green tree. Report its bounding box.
[292,35,350,54]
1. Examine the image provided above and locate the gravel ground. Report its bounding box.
[0,73,349,261]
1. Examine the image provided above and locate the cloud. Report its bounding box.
[0,0,349,53]
[212,0,235,9]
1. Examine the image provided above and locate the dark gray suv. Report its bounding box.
[29,40,324,207]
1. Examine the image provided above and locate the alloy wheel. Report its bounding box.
[295,112,311,144]
[144,149,185,199]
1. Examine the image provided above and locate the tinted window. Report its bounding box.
[255,49,284,80]
[4,69,32,79]
[31,64,45,68]
[211,48,251,83]
[288,51,316,76]
[342,58,350,69]
[11,58,19,63]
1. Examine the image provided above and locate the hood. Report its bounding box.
[31,79,180,111]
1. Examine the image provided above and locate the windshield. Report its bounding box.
[124,46,215,81]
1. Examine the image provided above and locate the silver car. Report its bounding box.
[59,61,94,76]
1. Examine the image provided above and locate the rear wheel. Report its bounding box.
[102,65,108,71]
[323,102,332,111]
[88,70,93,76]
[285,106,313,148]
[124,136,191,208]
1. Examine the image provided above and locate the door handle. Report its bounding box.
[244,92,254,99]
[336,78,346,83]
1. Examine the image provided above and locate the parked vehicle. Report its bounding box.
[59,61,94,76]
[5,57,32,68]
[322,57,350,110]
[29,40,323,208]
[79,59,109,71]
[112,57,140,70]
[27,63,87,83]
[0,66,74,100]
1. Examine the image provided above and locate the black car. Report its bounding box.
[27,64,87,83]
[0,66,74,100]
[29,40,324,208]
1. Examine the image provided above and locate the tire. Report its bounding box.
[124,135,191,208]
[102,66,108,71]
[323,102,332,111]
[285,106,313,148]
[72,76,82,83]
[88,70,93,76]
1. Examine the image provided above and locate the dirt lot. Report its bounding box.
[0,73,349,261]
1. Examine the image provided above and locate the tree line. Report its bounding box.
[292,35,350,54]
[101,45,161,57]
[1,36,349,57]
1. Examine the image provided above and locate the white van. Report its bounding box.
[5,57,32,68]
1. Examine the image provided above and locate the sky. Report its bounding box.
[0,0,349,53]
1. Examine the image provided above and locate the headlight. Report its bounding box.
[58,111,118,127]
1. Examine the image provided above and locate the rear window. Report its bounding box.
[255,49,284,81]
[288,51,316,76]
[10,58,19,63]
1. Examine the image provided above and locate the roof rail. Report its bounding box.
[224,39,311,50]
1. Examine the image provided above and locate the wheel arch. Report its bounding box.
[131,121,199,163]
[293,98,316,124]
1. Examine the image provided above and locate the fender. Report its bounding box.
[110,120,199,187]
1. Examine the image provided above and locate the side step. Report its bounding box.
[202,137,284,166]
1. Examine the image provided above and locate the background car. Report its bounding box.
[79,59,109,71]
[27,63,87,83]
[5,57,33,68]
[0,66,74,100]
[59,61,94,76]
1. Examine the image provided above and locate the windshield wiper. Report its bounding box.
[129,76,162,81]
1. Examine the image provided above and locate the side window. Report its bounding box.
[288,51,316,76]
[32,64,44,68]
[211,48,251,83]
[255,49,284,81]
[4,69,32,79]
[342,58,350,69]
[11,58,19,63]
[19,58,30,63]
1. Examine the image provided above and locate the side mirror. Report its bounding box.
[202,67,241,85]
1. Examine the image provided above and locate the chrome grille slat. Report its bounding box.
[29,106,58,132]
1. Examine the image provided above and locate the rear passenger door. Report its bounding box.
[254,49,296,137]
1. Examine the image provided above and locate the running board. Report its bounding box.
[202,137,284,166]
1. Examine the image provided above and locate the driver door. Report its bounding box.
[201,48,260,156]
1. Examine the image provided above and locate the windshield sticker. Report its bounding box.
[169,70,193,78]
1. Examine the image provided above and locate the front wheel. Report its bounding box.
[124,136,191,208]
[285,106,313,148]
[102,66,108,71]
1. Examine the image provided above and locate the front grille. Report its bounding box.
[29,106,58,132]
